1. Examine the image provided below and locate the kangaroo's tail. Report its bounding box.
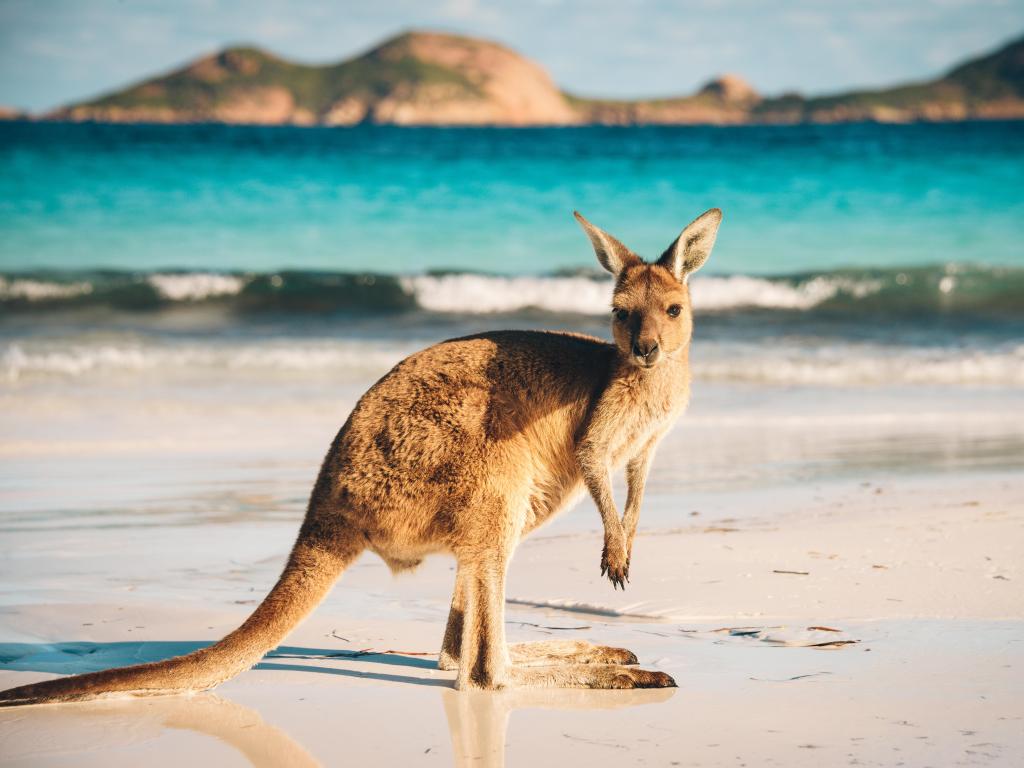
[0,527,363,707]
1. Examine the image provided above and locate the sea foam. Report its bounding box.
[147,273,246,301]
[0,277,93,302]
[403,272,884,314]
[4,339,1021,387]
[0,264,1018,317]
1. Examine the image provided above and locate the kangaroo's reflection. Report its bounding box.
[163,694,320,767]
[442,686,675,768]
[0,693,319,768]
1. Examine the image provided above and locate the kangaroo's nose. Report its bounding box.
[632,340,659,361]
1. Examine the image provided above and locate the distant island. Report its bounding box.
[30,30,1024,126]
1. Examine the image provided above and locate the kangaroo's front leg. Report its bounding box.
[622,436,658,564]
[577,406,630,589]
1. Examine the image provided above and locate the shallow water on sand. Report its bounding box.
[1,365,1021,534]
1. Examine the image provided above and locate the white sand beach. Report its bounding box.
[1,365,1022,766]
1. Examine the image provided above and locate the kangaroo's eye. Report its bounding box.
[667,305,682,318]
[613,308,629,322]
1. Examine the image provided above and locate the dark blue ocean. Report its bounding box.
[0,121,1021,386]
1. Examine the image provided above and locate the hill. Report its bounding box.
[755,33,1024,123]
[51,32,574,126]
[50,30,1024,125]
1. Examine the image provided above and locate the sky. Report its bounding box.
[1,0,1022,112]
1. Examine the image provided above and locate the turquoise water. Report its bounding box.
[1,122,1022,275]
[0,121,1021,389]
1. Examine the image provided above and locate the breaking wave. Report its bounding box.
[1,264,1021,317]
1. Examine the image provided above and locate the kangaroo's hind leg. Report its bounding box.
[452,550,673,689]
[508,639,638,667]
[440,571,639,671]
[455,550,513,690]
[438,565,467,672]
[510,660,675,689]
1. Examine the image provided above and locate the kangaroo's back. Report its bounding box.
[388,329,618,438]
[323,330,618,554]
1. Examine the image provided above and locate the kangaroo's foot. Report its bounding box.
[438,648,459,671]
[509,663,675,689]
[441,640,639,672]
[509,639,638,667]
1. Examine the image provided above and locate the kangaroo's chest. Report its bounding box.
[523,374,688,533]
[609,385,688,466]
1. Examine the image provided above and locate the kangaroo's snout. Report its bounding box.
[631,339,661,367]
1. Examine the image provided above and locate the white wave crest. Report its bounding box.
[147,273,246,302]
[0,277,93,302]
[693,274,880,311]
[402,274,612,314]
[402,273,882,314]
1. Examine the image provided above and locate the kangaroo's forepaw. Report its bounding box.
[600,540,630,590]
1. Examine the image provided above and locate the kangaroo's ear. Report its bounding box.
[657,208,722,282]
[573,211,641,277]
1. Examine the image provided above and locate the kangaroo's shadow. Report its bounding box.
[0,640,446,688]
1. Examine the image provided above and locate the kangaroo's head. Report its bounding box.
[574,208,722,369]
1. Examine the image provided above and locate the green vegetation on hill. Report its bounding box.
[85,35,480,118]
[944,34,1024,100]
[54,30,1024,125]
[756,34,1024,121]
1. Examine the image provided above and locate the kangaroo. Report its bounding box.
[0,208,722,705]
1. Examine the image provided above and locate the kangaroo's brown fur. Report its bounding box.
[0,208,722,704]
